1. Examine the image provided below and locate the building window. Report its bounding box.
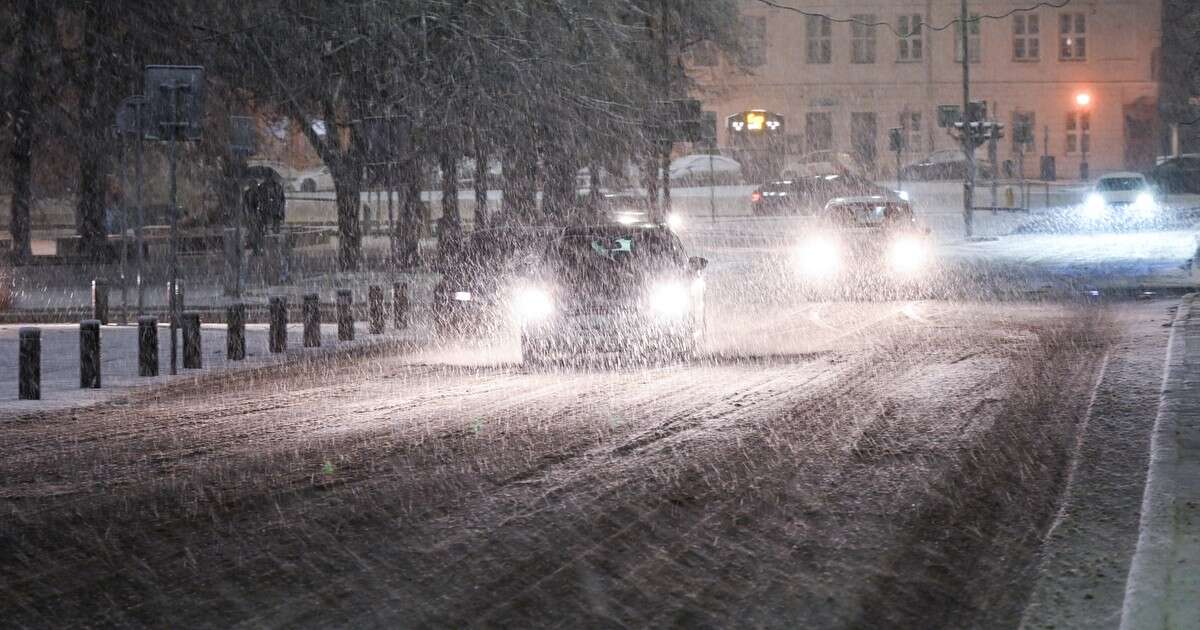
[806,15,832,64]
[1066,111,1090,154]
[806,112,833,153]
[688,41,718,67]
[898,14,923,62]
[1013,14,1040,60]
[740,16,766,67]
[900,111,922,152]
[851,15,877,64]
[1012,110,1036,152]
[1059,13,1086,60]
[851,112,878,168]
[955,13,981,63]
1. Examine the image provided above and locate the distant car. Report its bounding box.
[1146,156,1200,194]
[1077,172,1163,227]
[899,150,994,181]
[790,194,933,297]
[782,151,871,179]
[668,154,742,186]
[751,173,895,216]
[514,223,707,364]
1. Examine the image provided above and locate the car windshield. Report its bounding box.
[552,231,681,276]
[1097,177,1146,191]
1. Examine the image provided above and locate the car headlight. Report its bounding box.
[511,285,554,321]
[795,236,840,277]
[648,282,691,319]
[1081,193,1107,220]
[666,212,684,231]
[453,291,472,302]
[887,235,930,274]
[1132,192,1158,217]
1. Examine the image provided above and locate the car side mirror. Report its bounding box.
[689,256,708,273]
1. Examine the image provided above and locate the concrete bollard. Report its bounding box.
[303,293,321,348]
[182,312,202,369]
[269,297,288,353]
[138,316,159,377]
[92,279,110,325]
[226,304,246,361]
[19,327,40,400]
[80,319,101,389]
[369,285,385,334]
[337,289,354,341]
[393,282,408,330]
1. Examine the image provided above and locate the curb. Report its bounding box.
[1120,293,1200,629]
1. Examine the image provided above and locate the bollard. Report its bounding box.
[182,312,202,369]
[393,282,409,330]
[269,296,288,353]
[138,316,159,377]
[19,327,40,400]
[303,293,321,348]
[337,289,354,341]
[92,279,110,325]
[80,319,101,389]
[226,304,246,361]
[369,285,385,334]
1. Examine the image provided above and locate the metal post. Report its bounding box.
[134,99,146,318]
[988,130,999,208]
[167,280,182,375]
[91,279,110,325]
[960,0,975,238]
[138,316,159,376]
[181,312,202,369]
[18,327,40,400]
[337,289,354,341]
[709,151,716,224]
[269,296,288,353]
[117,133,128,325]
[393,282,408,330]
[303,293,321,347]
[387,165,396,268]
[226,303,246,360]
[80,320,101,389]
[369,285,385,334]
[166,83,182,377]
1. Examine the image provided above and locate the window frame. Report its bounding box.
[900,111,923,153]
[897,14,923,63]
[1012,14,1040,61]
[850,14,877,65]
[954,13,982,64]
[1065,110,1091,155]
[1058,12,1086,61]
[739,15,767,67]
[806,15,832,64]
[805,112,834,153]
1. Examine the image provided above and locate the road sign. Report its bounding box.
[143,65,205,141]
[116,96,148,136]
[230,116,257,155]
[726,110,785,135]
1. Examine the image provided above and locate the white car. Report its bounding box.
[668,154,742,185]
[1079,172,1162,226]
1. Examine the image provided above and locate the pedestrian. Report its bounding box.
[261,176,286,235]
[244,181,264,254]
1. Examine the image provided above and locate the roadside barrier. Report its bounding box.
[182,312,202,369]
[79,319,101,389]
[303,293,321,347]
[369,286,385,334]
[138,316,159,376]
[269,297,288,353]
[226,304,245,360]
[337,289,354,341]
[18,327,40,400]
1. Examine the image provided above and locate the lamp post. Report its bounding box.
[1075,92,1092,181]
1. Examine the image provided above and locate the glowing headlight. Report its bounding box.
[1081,193,1107,220]
[453,291,472,302]
[896,190,911,201]
[615,213,639,226]
[795,236,841,277]
[648,282,691,319]
[1131,192,1158,217]
[666,212,684,231]
[887,236,930,274]
[511,286,554,321]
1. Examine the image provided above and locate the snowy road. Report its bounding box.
[0,214,1191,627]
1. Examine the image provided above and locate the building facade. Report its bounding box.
[688,0,1162,180]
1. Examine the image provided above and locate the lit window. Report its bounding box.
[1013,14,1040,61]
[1066,111,1090,154]
[851,14,877,64]
[955,13,981,63]
[1059,13,1086,60]
[740,16,766,67]
[806,15,832,64]
[898,14,923,62]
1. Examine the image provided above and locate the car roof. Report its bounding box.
[1097,171,1146,180]
[826,195,903,205]
[560,224,670,237]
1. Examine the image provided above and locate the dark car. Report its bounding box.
[1146,156,1200,194]
[751,173,893,216]
[515,224,707,364]
[431,227,554,336]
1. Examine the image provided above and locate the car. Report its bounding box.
[668,153,743,186]
[513,223,708,365]
[1146,155,1200,194]
[789,194,933,297]
[1077,172,1164,227]
[899,149,994,181]
[751,173,895,216]
[782,151,871,179]
[431,227,555,336]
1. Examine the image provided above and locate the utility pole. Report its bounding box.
[960,0,975,238]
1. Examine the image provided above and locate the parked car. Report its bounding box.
[782,151,870,179]
[751,173,895,216]
[1146,155,1200,194]
[668,154,742,185]
[899,149,994,181]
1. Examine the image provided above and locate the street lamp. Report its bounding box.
[1074,91,1092,181]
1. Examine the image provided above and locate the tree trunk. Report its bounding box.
[75,2,112,261]
[542,148,577,224]
[473,142,489,229]
[333,171,362,272]
[643,149,659,218]
[438,152,462,265]
[395,161,423,269]
[8,0,37,263]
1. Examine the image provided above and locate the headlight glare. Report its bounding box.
[1081,193,1107,220]
[888,236,930,274]
[795,236,841,277]
[511,285,554,321]
[648,282,691,319]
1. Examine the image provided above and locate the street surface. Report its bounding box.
[1,202,1196,627]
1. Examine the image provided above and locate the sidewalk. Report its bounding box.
[0,319,430,415]
[1120,293,1200,629]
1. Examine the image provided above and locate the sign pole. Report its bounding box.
[165,82,182,376]
[960,0,975,238]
